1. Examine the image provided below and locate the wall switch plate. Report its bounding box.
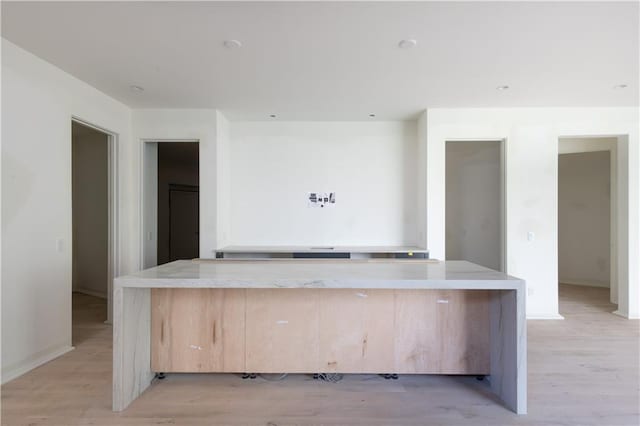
[55,238,64,253]
[527,231,535,242]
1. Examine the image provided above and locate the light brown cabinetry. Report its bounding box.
[151,288,489,374]
[151,288,245,372]
[319,289,395,373]
[245,289,320,372]
[394,290,489,373]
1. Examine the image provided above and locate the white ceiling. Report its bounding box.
[2,1,638,120]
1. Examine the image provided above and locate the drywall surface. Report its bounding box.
[72,123,109,298]
[215,111,232,248]
[228,121,419,246]
[558,151,610,287]
[425,108,639,319]
[1,39,133,383]
[157,142,199,264]
[446,141,501,271]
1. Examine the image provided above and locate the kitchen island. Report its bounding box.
[113,259,526,414]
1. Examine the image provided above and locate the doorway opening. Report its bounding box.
[445,140,505,271]
[71,119,117,336]
[558,137,618,315]
[143,141,200,267]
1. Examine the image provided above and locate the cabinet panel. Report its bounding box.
[245,289,320,373]
[151,288,245,372]
[151,288,490,375]
[319,289,395,373]
[394,290,438,373]
[394,290,490,374]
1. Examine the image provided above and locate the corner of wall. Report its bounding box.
[214,110,231,250]
[416,110,428,249]
[1,344,75,385]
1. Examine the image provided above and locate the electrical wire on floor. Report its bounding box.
[313,373,344,383]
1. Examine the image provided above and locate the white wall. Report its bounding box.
[227,121,420,246]
[215,111,231,248]
[1,39,133,383]
[558,151,610,288]
[425,108,639,319]
[446,141,502,271]
[416,113,428,247]
[72,124,109,298]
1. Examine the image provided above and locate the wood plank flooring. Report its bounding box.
[1,285,638,425]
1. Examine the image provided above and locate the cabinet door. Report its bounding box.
[151,288,246,372]
[394,290,490,374]
[319,289,395,373]
[245,289,319,373]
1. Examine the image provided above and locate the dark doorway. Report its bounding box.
[157,142,199,264]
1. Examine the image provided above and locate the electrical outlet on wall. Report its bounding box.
[308,192,336,208]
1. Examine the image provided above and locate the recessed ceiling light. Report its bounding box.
[130,85,144,92]
[269,114,277,118]
[398,39,417,49]
[613,84,628,89]
[223,39,242,49]
[369,113,376,118]
[496,85,510,91]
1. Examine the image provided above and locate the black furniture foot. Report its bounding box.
[156,372,166,380]
[476,375,485,381]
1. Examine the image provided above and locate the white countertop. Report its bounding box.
[217,245,428,254]
[115,259,523,290]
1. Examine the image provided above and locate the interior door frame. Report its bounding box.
[444,139,507,272]
[141,139,200,269]
[557,135,625,310]
[71,116,119,324]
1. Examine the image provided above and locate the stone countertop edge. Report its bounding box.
[114,260,525,291]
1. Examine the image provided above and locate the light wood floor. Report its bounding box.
[2,285,638,425]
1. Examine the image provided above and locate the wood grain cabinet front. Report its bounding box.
[394,290,490,374]
[151,288,246,373]
[151,288,489,375]
[245,289,320,373]
[318,289,395,373]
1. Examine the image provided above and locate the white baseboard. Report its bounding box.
[75,287,107,299]
[612,310,639,319]
[1,345,74,384]
[559,279,610,289]
[527,313,565,320]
